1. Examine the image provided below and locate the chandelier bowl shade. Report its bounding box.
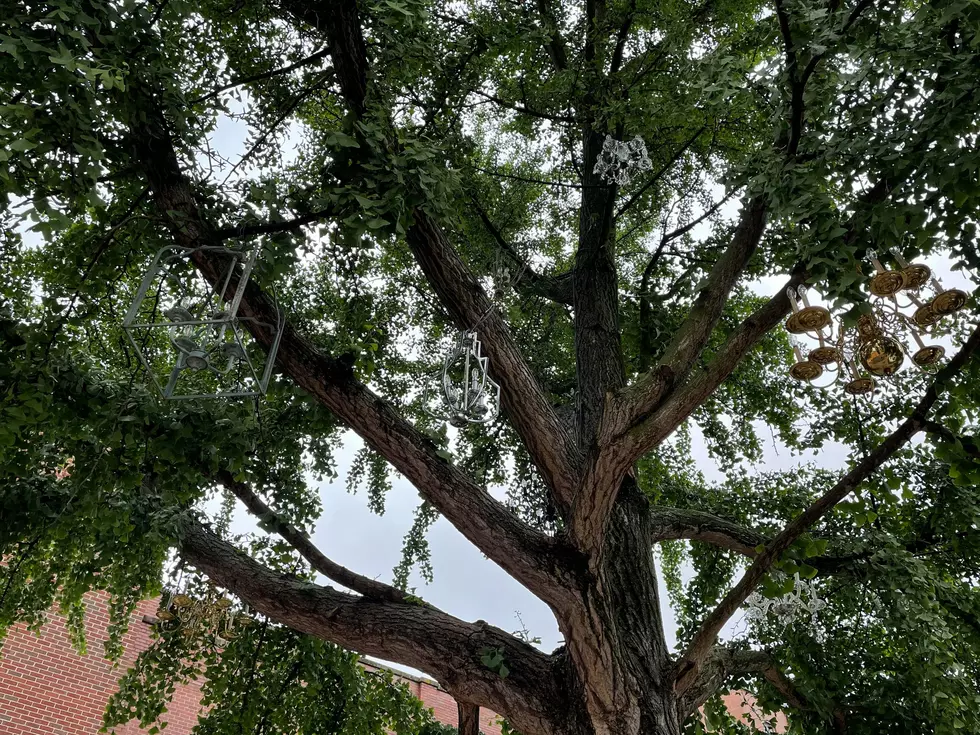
[790,361,823,381]
[859,336,906,376]
[869,270,907,297]
[786,306,832,334]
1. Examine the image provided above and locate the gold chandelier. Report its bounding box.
[785,249,969,395]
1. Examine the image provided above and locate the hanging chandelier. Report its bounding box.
[123,245,283,399]
[155,584,244,644]
[785,249,969,395]
[425,330,501,428]
[745,572,827,629]
[594,135,652,186]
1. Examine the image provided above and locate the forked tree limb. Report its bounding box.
[176,517,567,735]
[674,322,980,694]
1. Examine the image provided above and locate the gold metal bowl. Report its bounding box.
[786,306,832,334]
[844,377,876,395]
[172,594,193,608]
[913,303,941,327]
[913,345,945,367]
[869,270,907,297]
[859,336,905,376]
[932,288,968,316]
[902,264,932,290]
[808,346,841,365]
[789,361,823,382]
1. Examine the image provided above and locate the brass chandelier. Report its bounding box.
[785,249,969,395]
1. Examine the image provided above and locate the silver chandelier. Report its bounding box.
[427,330,501,427]
[594,135,652,186]
[123,245,282,399]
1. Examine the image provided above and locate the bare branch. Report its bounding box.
[215,205,339,240]
[189,48,331,104]
[214,470,407,603]
[675,322,980,693]
[470,90,578,124]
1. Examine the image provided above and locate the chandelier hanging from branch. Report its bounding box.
[785,249,970,396]
[426,330,501,428]
[594,135,652,186]
[123,245,283,399]
[745,573,827,629]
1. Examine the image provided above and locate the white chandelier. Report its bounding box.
[745,573,827,629]
[594,135,652,186]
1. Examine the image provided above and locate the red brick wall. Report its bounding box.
[0,594,203,735]
[0,592,500,735]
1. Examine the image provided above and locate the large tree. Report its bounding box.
[2,0,980,733]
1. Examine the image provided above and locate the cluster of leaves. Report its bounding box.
[104,619,455,735]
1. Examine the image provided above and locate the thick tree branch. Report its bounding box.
[285,0,581,511]
[177,517,567,735]
[650,508,767,557]
[214,470,407,603]
[675,322,980,694]
[128,96,576,612]
[678,646,847,733]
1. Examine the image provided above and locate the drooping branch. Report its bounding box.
[674,322,980,693]
[213,470,407,603]
[176,516,567,735]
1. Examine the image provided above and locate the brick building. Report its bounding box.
[0,592,782,734]
[0,592,501,735]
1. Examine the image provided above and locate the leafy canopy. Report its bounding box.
[1,0,980,733]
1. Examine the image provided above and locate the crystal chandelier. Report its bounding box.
[594,135,652,186]
[123,245,283,399]
[426,330,501,428]
[785,249,969,395]
[745,572,827,629]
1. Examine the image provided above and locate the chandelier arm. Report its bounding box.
[675,322,980,695]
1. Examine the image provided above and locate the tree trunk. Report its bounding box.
[558,479,681,735]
